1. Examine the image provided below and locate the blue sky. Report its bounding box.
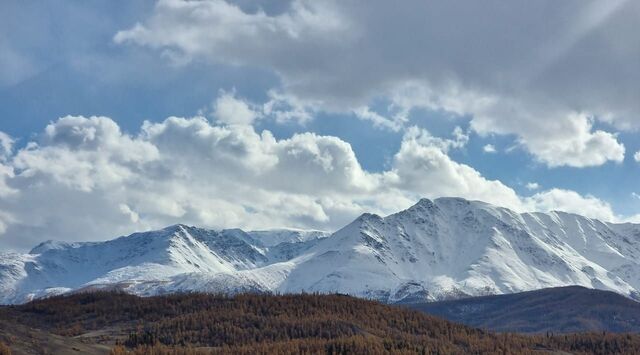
[1,0,639,250]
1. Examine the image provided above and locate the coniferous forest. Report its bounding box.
[1,292,640,354]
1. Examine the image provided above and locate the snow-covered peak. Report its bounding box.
[0,224,327,304]
[4,197,640,305]
[247,229,330,247]
[284,197,640,302]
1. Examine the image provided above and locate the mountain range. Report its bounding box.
[3,197,640,304]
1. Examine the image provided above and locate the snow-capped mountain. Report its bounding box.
[3,197,640,304]
[0,226,329,304]
[282,198,640,302]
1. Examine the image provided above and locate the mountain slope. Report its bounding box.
[2,197,640,304]
[281,198,640,302]
[0,225,328,304]
[405,286,640,333]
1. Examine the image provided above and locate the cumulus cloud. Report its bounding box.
[634,151,640,162]
[385,83,626,168]
[206,90,317,126]
[13,116,159,192]
[386,127,523,211]
[494,111,625,168]
[0,114,388,249]
[213,91,260,125]
[261,90,316,125]
[0,110,632,251]
[114,0,638,168]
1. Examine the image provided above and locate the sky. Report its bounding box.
[1,0,639,251]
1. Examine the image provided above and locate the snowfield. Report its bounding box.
[2,197,640,304]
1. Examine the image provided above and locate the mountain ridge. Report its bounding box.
[3,197,640,304]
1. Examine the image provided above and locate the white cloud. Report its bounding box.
[511,113,624,168]
[634,151,640,162]
[0,114,386,249]
[0,163,16,198]
[0,132,16,198]
[525,182,540,191]
[386,127,523,211]
[213,91,260,125]
[13,116,159,192]
[262,90,315,125]
[525,189,617,222]
[0,110,632,251]
[389,83,626,168]
[115,0,638,168]
[119,203,140,223]
[0,131,13,160]
[113,0,351,68]
[483,144,497,154]
[352,106,403,132]
[207,90,316,126]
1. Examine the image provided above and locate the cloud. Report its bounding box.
[0,163,15,199]
[0,109,632,251]
[115,0,638,168]
[386,127,523,211]
[13,116,159,192]
[483,144,497,154]
[525,189,617,222]
[352,106,404,132]
[1,113,387,249]
[525,182,540,191]
[262,90,315,125]
[213,91,260,125]
[386,83,626,168]
[206,90,316,126]
[119,203,140,223]
[635,151,640,162]
[0,132,16,198]
[0,131,13,160]
[113,0,351,68]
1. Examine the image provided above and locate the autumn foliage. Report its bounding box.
[3,291,640,354]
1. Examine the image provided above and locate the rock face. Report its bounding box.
[3,197,640,304]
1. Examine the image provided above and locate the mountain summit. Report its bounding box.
[2,197,640,304]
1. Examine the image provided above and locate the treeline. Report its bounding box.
[4,291,640,354]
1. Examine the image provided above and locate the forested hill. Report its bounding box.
[406,286,640,333]
[2,292,640,354]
